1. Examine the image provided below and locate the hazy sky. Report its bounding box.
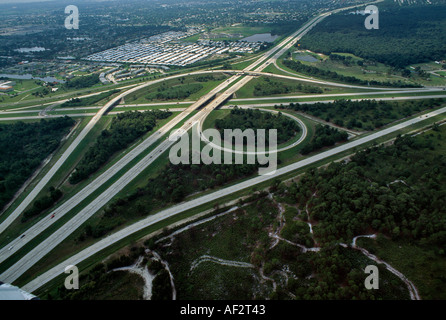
[0,0,56,3]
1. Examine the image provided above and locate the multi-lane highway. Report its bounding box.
[0,69,247,234]
[0,71,239,265]
[0,7,335,282]
[21,104,446,293]
[0,5,340,260]
[1,0,443,291]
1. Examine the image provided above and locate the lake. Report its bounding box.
[294,54,319,63]
[0,74,65,83]
[14,47,47,53]
[241,33,278,43]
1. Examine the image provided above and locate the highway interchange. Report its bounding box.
[0,0,445,293]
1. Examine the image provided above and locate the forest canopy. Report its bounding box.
[299,4,446,68]
[215,107,301,145]
[69,110,172,184]
[277,99,445,131]
[279,133,446,246]
[0,117,75,211]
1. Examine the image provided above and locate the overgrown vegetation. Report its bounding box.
[145,194,409,300]
[0,117,75,211]
[69,110,171,184]
[283,59,420,88]
[252,77,323,96]
[145,83,203,101]
[277,99,446,130]
[64,74,100,90]
[54,248,145,300]
[299,4,446,68]
[280,133,446,246]
[300,125,348,155]
[215,107,301,145]
[21,187,63,222]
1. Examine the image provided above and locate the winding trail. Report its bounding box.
[190,255,255,271]
[269,193,285,250]
[111,256,155,300]
[351,234,421,300]
[156,206,240,246]
[272,197,420,300]
[269,234,321,253]
[150,250,177,300]
[259,263,277,292]
[16,0,440,293]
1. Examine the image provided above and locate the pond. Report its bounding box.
[14,47,47,53]
[241,33,278,43]
[294,53,319,63]
[0,74,65,83]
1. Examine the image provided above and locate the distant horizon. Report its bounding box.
[0,0,56,3]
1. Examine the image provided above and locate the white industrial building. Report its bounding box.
[84,30,262,67]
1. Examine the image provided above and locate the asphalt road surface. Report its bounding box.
[20,104,446,293]
[0,8,334,282]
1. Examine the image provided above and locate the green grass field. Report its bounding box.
[283,50,446,87]
[233,75,364,99]
[125,73,229,104]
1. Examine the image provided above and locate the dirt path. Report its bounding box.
[269,193,285,249]
[351,234,421,300]
[150,250,177,300]
[156,206,240,246]
[190,255,255,271]
[273,197,420,300]
[269,233,321,253]
[111,256,155,300]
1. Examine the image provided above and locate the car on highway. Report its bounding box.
[20,234,25,239]
[50,214,55,219]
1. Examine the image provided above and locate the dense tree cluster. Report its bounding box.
[283,134,446,246]
[64,74,100,90]
[69,110,171,184]
[151,269,173,300]
[21,187,62,222]
[278,99,445,130]
[31,87,50,98]
[145,162,259,203]
[77,160,260,242]
[328,53,361,67]
[253,77,322,96]
[215,107,301,145]
[300,125,348,155]
[283,59,420,88]
[299,5,446,68]
[281,207,314,248]
[289,246,401,300]
[145,83,203,101]
[0,117,75,211]
[194,75,225,83]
